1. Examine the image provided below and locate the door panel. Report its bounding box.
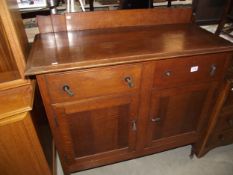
[52,94,138,162]
[146,83,216,147]
[68,104,130,158]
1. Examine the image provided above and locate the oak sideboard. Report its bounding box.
[25,8,233,175]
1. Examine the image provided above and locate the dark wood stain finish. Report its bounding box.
[52,94,139,160]
[26,24,233,76]
[147,82,218,147]
[26,9,233,175]
[36,8,192,34]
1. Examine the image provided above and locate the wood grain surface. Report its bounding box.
[37,8,192,33]
[26,24,233,76]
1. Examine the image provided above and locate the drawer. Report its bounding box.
[153,54,229,89]
[207,129,233,147]
[215,111,233,132]
[44,64,142,103]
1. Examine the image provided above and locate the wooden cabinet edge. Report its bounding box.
[0,80,35,120]
[0,79,30,90]
[0,112,27,126]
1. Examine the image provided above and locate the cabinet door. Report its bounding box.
[52,94,138,164]
[146,83,216,148]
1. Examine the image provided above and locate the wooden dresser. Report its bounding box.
[25,8,233,175]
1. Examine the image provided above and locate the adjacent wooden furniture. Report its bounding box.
[0,82,53,175]
[0,0,55,175]
[25,8,233,175]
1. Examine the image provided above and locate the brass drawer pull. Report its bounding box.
[124,76,134,88]
[164,70,172,77]
[63,85,74,96]
[152,117,161,122]
[210,64,217,76]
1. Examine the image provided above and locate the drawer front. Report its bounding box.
[215,111,233,132]
[44,64,142,103]
[153,54,228,89]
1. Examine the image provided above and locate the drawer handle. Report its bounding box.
[151,117,161,122]
[63,85,74,96]
[164,70,172,77]
[210,64,217,76]
[124,76,134,88]
[228,119,233,127]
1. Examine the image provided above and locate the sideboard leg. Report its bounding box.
[189,145,195,159]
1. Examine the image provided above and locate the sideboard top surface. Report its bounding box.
[25,23,233,75]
